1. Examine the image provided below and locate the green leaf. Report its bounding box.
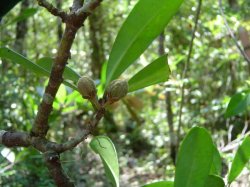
[142,181,173,187]
[228,136,250,183]
[210,146,222,175]
[9,8,38,25]
[225,90,250,118]
[128,55,170,92]
[205,175,225,187]
[0,47,77,90]
[106,0,184,84]
[55,84,67,104]
[0,47,49,76]
[174,127,214,187]
[37,57,80,83]
[90,136,119,187]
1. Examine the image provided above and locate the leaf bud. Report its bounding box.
[105,79,128,103]
[77,76,97,99]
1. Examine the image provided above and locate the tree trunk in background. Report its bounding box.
[158,32,176,165]
[88,6,105,79]
[56,0,63,42]
[14,0,29,55]
[238,26,250,65]
[228,0,238,9]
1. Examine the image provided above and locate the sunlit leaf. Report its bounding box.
[228,136,250,183]
[225,90,250,118]
[174,127,214,187]
[142,181,173,187]
[106,0,184,84]
[128,55,170,92]
[90,136,119,187]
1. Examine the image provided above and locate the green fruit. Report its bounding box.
[77,76,97,99]
[105,79,128,103]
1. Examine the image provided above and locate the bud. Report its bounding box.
[105,79,128,103]
[77,76,97,99]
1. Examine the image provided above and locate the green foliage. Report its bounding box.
[90,136,119,187]
[205,175,225,187]
[142,181,174,187]
[174,127,214,187]
[8,8,38,25]
[0,47,49,76]
[210,146,222,175]
[225,90,250,117]
[128,55,170,92]
[228,136,250,183]
[106,0,184,84]
[0,47,78,90]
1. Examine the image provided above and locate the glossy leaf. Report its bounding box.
[106,0,184,84]
[128,55,170,92]
[174,127,214,187]
[0,47,49,76]
[205,175,225,187]
[225,91,250,118]
[228,136,250,183]
[90,136,119,187]
[37,57,80,83]
[0,47,77,90]
[210,146,222,175]
[142,181,174,187]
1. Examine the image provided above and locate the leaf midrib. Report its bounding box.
[107,1,168,83]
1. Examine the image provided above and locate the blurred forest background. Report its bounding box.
[0,0,250,186]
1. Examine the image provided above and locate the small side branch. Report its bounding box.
[76,0,103,16]
[0,131,30,147]
[54,108,105,153]
[37,0,67,21]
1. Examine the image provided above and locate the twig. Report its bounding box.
[218,0,250,66]
[54,108,105,153]
[76,0,103,16]
[177,0,202,137]
[36,0,67,21]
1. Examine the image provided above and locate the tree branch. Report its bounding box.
[0,130,30,147]
[37,0,67,21]
[44,151,74,187]
[32,0,104,138]
[76,0,103,16]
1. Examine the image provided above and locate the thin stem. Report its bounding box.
[177,0,202,138]
[218,0,250,68]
